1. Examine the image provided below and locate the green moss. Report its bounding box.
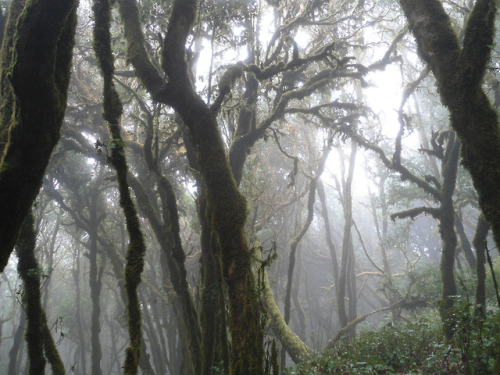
[0,0,77,271]
[93,2,148,373]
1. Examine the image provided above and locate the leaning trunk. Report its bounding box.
[0,0,78,270]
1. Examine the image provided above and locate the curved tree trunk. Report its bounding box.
[258,251,313,364]
[16,212,66,375]
[93,1,148,373]
[117,1,264,373]
[0,0,78,271]
[16,213,45,375]
[282,150,327,367]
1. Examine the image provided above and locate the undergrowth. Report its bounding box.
[286,304,500,375]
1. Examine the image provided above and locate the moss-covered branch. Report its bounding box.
[340,127,441,201]
[258,251,313,363]
[390,206,441,221]
[460,0,496,89]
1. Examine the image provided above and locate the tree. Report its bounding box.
[397,0,500,258]
[0,0,78,270]
[116,0,265,372]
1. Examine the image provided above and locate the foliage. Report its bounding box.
[286,305,500,375]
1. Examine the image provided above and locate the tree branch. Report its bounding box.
[391,206,441,221]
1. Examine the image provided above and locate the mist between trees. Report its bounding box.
[0,0,500,374]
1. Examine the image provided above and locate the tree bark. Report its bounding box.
[257,251,313,364]
[16,213,46,375]
[16,212,66,375]
[473,214,490,317]
[438,132,460,340]
[0,0,78,271]
[93,1,148,373]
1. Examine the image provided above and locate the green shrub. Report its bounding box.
[286,306,500,375]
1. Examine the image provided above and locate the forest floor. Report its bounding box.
[285,306,500,375]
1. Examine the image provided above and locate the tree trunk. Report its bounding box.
[93,1,148,373]
[438,132,460,340]
[7,309,26,375]
[454,212,476,269]
[473,214,490,317]
[0,0,78,271]
[88,202,103,375]
[117,0,264,373]
[317,180,339,281]
[337,141,358,331]
[16,213,46,375]
[16,212,66,375]
[128,172,201,375]
[199,191,230,375]
[258,251,313,364]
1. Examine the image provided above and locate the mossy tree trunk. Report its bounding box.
[0,0,78,271]
[198,188,230,375]
[398,0,500,261]
[92,1,148,373]
[16,213,45,375]
[117,0,264,373]
[16,211,66,375]
[88,185,105,375]
[473,214,490,317]
[438,132,460,340]
[257,250,313,363]
[121,82,202,372]
[122,75,203,373]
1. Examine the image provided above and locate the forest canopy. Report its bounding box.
[0,0,500,374]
